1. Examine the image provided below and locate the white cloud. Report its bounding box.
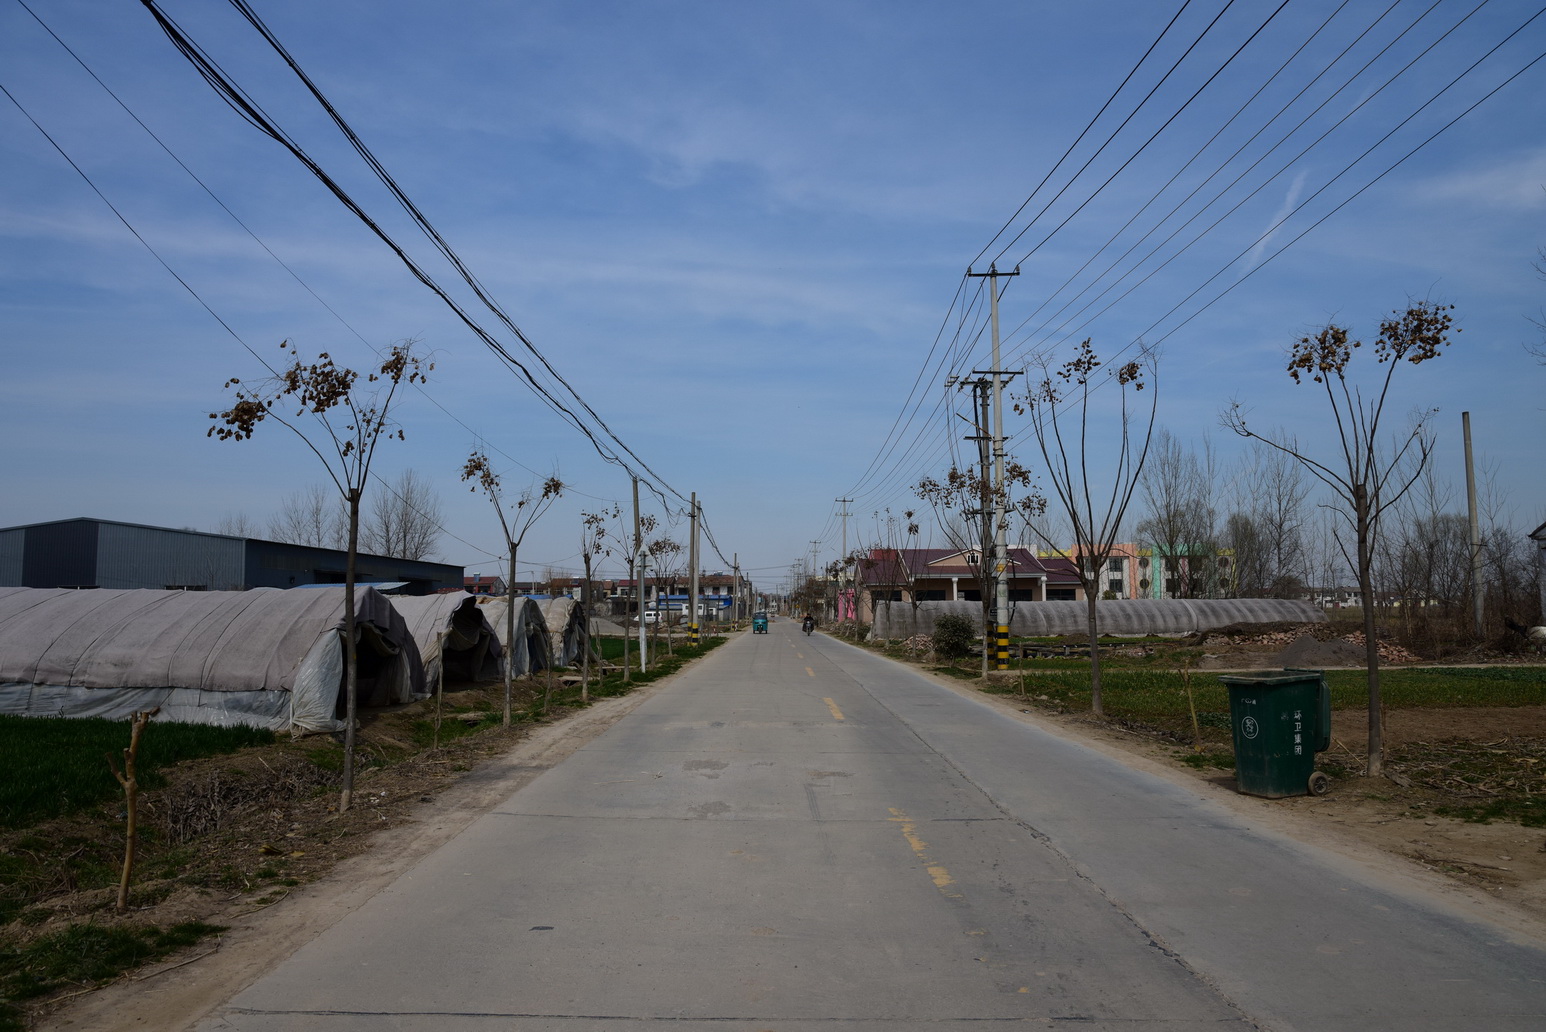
[1237,170,1308,279]
[1406,148,1546,210]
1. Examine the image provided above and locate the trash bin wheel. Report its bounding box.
[1307,771,1330,796]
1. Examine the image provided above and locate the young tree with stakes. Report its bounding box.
[579,504,620,703]
[612,510,656,680]
[210,339,430,812]
[460,454,564,726]
[1223,300,1457,777]
[646,536,683,654]
[1017,339,1157,717]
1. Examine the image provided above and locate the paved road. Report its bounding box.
[202,620,1546,1030]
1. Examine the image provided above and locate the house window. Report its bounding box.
[1048,588,1077,601]
[1108,558,1124,572]
[1108,578,1123,594]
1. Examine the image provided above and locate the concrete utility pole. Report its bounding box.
[689,493,701,646]
[732,553,740,626]
[633,476,646,673]
[967,263,1019,671]
[1463,412,1484,637]
[836,498,852,620]
[636,546,649,673]
[948,372,994,676]
[809,541,821,618]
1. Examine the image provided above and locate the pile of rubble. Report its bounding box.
[1342,631,1422,664]
[1200,629,1303,650]
[898,634,935,656]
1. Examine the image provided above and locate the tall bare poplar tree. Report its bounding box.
[1018,340,1157,716]
[361,468,443,559]
[461,454,563,726]
[1223,300,1457,776]
[210,339,429,811]
[579,505,619,703]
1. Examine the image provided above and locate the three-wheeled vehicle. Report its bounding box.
[752,612,769,634]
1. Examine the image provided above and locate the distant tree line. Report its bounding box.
[214,468,444,561]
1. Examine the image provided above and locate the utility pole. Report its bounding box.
[837,497,852,621]
[967,263,1019,671]
[1463,412,1484,637]
[732,552,740,627]
[689,492,701,646]
[809,540,821,619]
[633,476,646,673]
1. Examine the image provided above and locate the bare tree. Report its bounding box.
[1304,507,1350,605]
[1223,300,1458,776]
[269,484,347,548]
[540,566,570,596]
[360,468,443,560]
[1379,462,1466,639]
[1223,441,1310,598]
[1248,440,1311,597]
[646,536,684,654]
[579,505,620,702]
[1476,468,1544,628]
[213,512,260,538]
[211,338,429,811]
[1135,429,1220,598]
[610,509,656,680]
[915,460,1037,676]
[1018,339,1157,716]
[867,508,920,633]
[461,454,564,727]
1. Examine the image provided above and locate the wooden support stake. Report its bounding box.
[107,707,159,913]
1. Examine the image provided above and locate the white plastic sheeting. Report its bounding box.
[0,586,424,732]
[475,596,551,677]
[392,594,501,685]
[868,598,1326,640]
[537,597,586,668]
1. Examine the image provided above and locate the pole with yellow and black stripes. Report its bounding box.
[688,492,700,647]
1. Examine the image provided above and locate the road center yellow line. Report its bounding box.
[888,807,959,895]
[822,696,844,720]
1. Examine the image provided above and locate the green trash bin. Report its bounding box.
[1218,669,1332,798]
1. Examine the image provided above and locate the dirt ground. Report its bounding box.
[1124,627,1546,933]
[1054,701,1546,929]
[21,632,1546,1030]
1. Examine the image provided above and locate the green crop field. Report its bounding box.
[983,666,1546,741]
[0,715,274,829]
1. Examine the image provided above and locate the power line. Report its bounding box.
[835,1,1545,528]
[17,0,570,500]
[139,0,690,519]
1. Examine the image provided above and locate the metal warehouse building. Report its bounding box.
[0,518,462,594]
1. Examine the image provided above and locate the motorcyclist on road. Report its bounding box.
[802,615,815,635]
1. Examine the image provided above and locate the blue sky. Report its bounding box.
[2,0,1543,593]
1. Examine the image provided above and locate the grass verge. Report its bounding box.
[0,921,225,1032]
